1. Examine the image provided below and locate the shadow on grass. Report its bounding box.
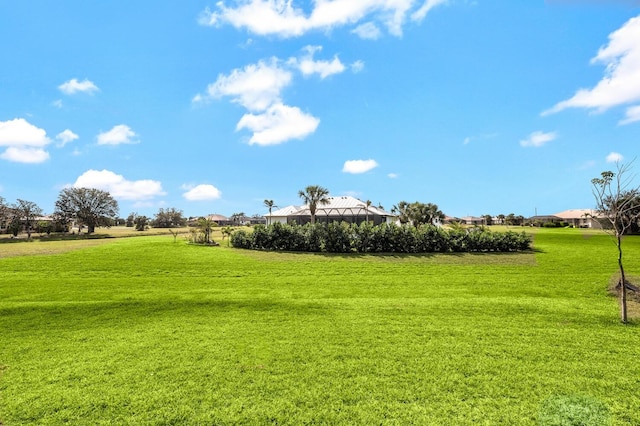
[1,298,330,332]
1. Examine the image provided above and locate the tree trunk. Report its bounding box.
[88,224,95,234]
[617,233,628,323]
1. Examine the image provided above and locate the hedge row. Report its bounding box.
[230,222,531,253]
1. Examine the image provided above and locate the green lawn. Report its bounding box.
[1,228,639,424]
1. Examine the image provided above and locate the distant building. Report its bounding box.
[205,214,233,226]
[266,196,395,226]
[459,216,485,226]
[552,209,603,228]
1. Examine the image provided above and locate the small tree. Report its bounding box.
[134,215,149,231]
[152,207,186,228]
[12,199,43,239]
[221,226,234,246]
[231,212,246,226]
[126,212,137,227]
[196,217,216,244]
[0,196,8,230]
[592,162,640,323]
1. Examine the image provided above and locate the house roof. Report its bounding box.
[552,209,598,219]
[268,205,302,217]
[266,196,394,218]
[207,214,229,222]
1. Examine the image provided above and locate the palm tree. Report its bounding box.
[298,185,330,224]
[231,212,245,226]
[196,217,215,243]
[264,199,277,225]
[391,201,411,225]
[365,200,372,223]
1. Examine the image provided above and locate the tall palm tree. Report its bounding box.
[298,185,330,224]
[365,199,372,224]
[264,199,277,225]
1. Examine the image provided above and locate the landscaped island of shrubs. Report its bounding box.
[231,222,532,253]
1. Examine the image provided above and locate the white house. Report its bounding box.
[266,196,395,225]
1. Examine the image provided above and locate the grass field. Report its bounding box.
[1,228,639,424]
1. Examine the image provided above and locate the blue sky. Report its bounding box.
[1,1,639,219]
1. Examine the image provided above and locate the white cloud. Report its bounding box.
[196,49,348,145]
[606,152,624,163]
[0,118,51,147]
[97,125,138,145]
[56,129,79,147]
[352,22,382,40]
[620,104,640,125]
[197,59,292,111]
[237,103,320,146]
[351,60,365,73]
[291,46,346,79]
[59,78,99,95]
[182,184,222,201]
[199,0,446,38]
[519,131,557,148]
[0,118,51,163]
[388,172,399,179]
[73,169,165,201]
[411,0,447,22]
[0,147,49,163]
[544,15,640,117]
[343,159,379,174]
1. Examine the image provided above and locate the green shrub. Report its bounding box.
[231,222,532,254]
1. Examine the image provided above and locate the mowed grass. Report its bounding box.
[1,228,639,424]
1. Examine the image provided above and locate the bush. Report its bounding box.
[230,222,532,254]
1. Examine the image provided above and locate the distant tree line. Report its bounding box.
[230,222,531,254]
[0,188,192,238]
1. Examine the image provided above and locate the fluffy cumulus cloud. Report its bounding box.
[519,131,557,148]
[195,48,347,145]
[197,59,292,111]
[237,103,320,145]
[199,0,447,38]
[97,125,138,145]
[73,169,165,201]
[544,15,640,123]
[606,152,624,163]
[342,159,379,174]
[0,118,51,163]
[58,78,99,95]
[182,184,222,201]
[56,129,79,147]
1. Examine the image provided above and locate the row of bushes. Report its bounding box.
[230,222,531,253]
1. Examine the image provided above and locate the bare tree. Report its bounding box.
[592,161,640,323]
